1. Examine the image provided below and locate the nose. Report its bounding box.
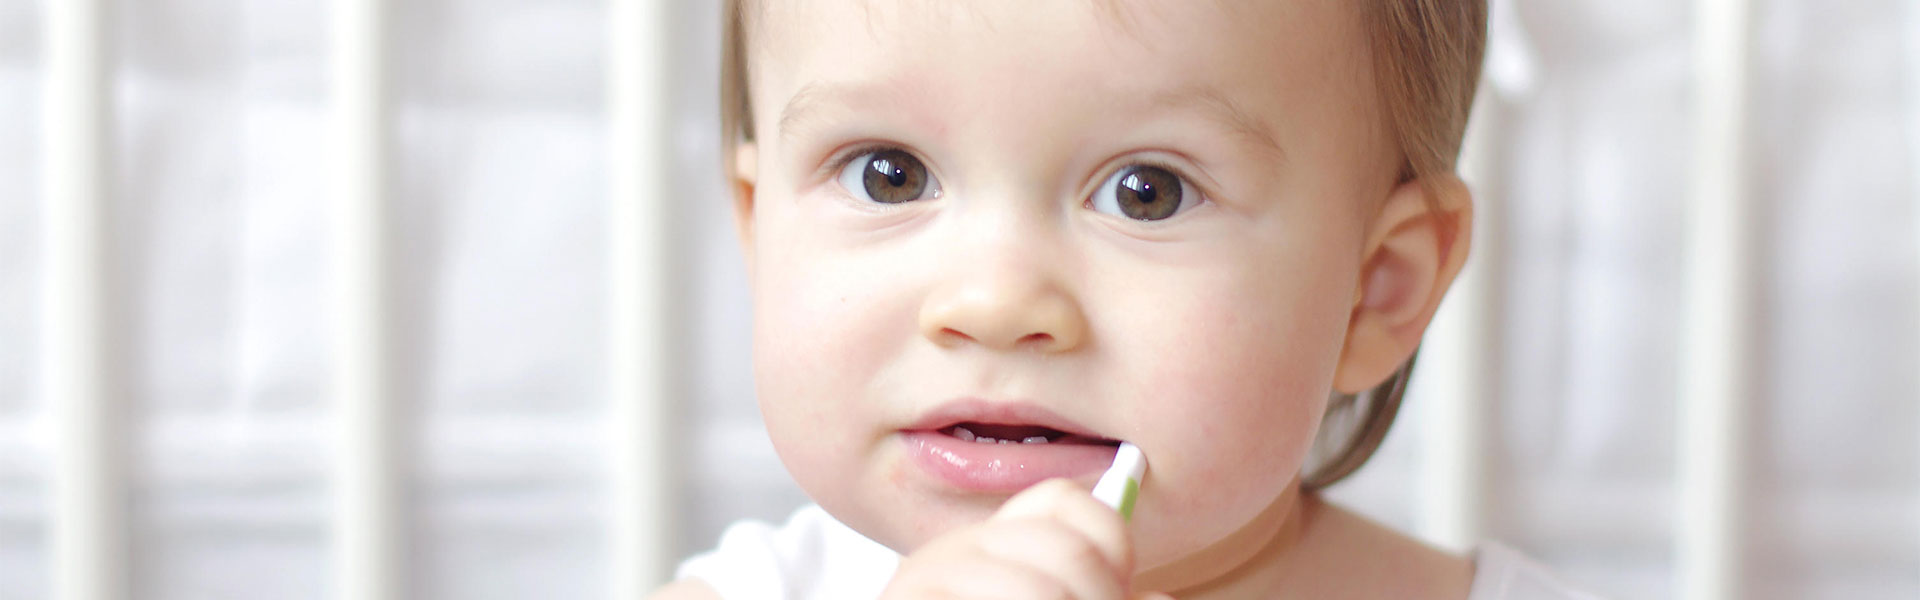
[917,269,1088,354]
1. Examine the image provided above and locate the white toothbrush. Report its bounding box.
[1091,442,1146,521]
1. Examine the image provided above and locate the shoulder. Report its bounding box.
[1467,543,1608,600]
[1299,498,1606,600]
[673,504,901,600]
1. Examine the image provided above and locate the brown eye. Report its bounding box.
[837,148,938,204]
[1091,165,1186,221]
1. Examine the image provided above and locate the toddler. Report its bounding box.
[658,1,1598,598]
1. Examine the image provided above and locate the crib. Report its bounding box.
[13,0,1919,598]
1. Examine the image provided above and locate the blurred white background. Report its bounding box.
[1,0,1917,599]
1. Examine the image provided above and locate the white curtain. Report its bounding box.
[0,1,1913,598]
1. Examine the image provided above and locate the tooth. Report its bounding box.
[953,427,976,442]
[976,436,999,444]
[1022,436,1049,444]
[997,439,1013,445]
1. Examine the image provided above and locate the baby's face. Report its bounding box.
[738,0,1396,575]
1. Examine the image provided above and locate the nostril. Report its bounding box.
[1017,332,1055,348]
[939,328,976,345]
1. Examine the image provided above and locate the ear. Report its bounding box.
[730,142,759,271]
[1332,175,1473,394]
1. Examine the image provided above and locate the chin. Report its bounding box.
[811,470,1005,553]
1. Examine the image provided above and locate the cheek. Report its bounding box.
[1132,304,1330,502]
[751,263,871,502]
[747,214,923,495]
[1103,252,1356,556]
[751,203,899,405]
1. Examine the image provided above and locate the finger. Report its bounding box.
[995,479,1133,577]
[885,532,1079,600]
[932,558,1073,600]
[994,478,1091,519]
[971,518,1126,600]
[1132,592,1175,600]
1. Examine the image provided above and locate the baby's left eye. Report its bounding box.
[1088,165,1196,221]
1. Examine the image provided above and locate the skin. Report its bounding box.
[657,0,1476,598]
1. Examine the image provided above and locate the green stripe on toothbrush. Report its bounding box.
[1094,442,1146,521]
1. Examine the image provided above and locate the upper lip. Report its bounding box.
[903,398,1113,440]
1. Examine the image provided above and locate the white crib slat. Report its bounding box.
[1417,90,1505,552]
[608,0,676,595]
[1908,0,1920,562]
[1679,0,1754,599]
[330,0,400,599]
[43,0,124,599]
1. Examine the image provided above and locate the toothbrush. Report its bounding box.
[1091,442,1146,521]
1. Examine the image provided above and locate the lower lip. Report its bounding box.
[901,430,1120,493]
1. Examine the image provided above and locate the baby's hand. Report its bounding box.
[879,479,1173,600]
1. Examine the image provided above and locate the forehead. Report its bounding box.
[751,0,1360,50]
[747,0,1381,165]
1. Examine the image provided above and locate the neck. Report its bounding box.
[1131,481,1318,599]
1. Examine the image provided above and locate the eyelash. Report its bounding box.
[817,144,1212,219]
[824,143,939,217]
[1084,158,1211,223]
[823,143,906,181]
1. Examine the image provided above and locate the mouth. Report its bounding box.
[899,400,1125,493]
[902,399,1120,442]
[933,422,1122,447]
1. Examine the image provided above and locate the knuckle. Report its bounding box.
[1060,542,1115,577]
[1084,508,1128,540]
[1066,539,1107,567]
[1018,578,1074,600]
[1024,520,1087,549]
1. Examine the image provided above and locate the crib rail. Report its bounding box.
[1679,1,1755,599]
[1907,0,1920,570]
[608,0,679,595]
[329,0,400,599]
[43,1,123,600]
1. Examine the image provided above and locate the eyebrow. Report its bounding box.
[777,82,837,142]
[777,79,916,145]
[778,80,1286,161]
[1154,86,1287,162]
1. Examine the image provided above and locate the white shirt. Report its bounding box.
[677,505,1604,600]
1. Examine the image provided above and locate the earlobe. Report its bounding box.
[1332,175,1473,394]
[731,142,759,268]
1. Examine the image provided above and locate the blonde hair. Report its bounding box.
[1305,0,1487,488]
[719,0,1488,488]
[1369,1,1489,184]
